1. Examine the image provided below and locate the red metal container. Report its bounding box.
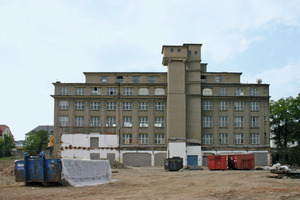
[207,155,227,170]
[228,154,255,170]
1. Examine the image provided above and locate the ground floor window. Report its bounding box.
[234,133,244,144]
[122,134,132,144]
[202,134,213,144]
[154,134,165,144]
[139,134,148,144]
[219,133,228,144]
[250,133,260,144]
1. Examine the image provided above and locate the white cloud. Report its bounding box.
[242,61,300,100]
[1,0,300,140]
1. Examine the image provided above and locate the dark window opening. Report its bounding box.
[116,76,123,83]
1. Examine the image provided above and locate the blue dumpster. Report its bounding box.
[15,152,62,186]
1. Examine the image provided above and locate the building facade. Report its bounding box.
[52,43,270,166]
[0,124,13,138]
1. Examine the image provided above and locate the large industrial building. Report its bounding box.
[52,43,270,166]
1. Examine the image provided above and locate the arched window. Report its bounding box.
[203,88,212,96]
[116,76,123,83]
[139,88,149,95]
[155,88,165,95]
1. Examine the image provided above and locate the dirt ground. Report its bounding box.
[1,160,300,200]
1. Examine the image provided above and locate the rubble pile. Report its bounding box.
[109,160,129,169]
[265,163,300,179]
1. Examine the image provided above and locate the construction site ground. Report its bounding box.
[1,159,300,200]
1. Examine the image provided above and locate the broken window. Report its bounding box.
[107,87,117,95]
[116,76,123,83]
[91,87,101,95]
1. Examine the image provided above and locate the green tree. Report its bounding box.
[0,138,5,157]
[270,94,300,163]
[0,135,16,157]
[24,130,49,155]
[3,134,16,156]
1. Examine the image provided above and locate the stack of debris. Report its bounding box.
[109,160,129,169]
[264,163,300,179]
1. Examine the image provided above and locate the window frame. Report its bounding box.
[75,101,84,110]
[122,134,132,144]
[123,87,133,95]
[90,101,100,110]
[90,117,100,127]
[154,134,165,144]
[154,117,165,127]
[234,101,244,111]
[122,102,132,110]
[155,102,165,110]
[234,116,244,127]
[202,101,212,110]
[59,101,69,110]
[250,133,260,144]
[139,102,148,110]
[75,87,85,95]
[234,133,244,144]
[107,87,117,96]
[75,116,84,127]
[106,102,116,110]
[106,117,116,127]
[219,133,228,144]
[138,134,148,144]
[122,117,132,127]
[139,117,149,127]
[203,116,213,127]
[202,134,213,144]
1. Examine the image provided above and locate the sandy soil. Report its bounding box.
[1,160,300,200]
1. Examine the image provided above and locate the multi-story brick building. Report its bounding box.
[52,43,270,166]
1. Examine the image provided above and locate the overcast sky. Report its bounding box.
[1,0,300,140]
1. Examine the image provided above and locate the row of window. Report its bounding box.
[89,134,165,148]
[202,101,263,111]
[203,88,266,96]
[100,75,157,83]
[59,101,165,111]
[169,48,198,55]
[59,116,165,127]
[122,134,165,145]
[59,87,165,96]
[203,116,263,128]
[202,133,260,145]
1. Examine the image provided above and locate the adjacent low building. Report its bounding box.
[0,124,13,138]
[52,43,271,166]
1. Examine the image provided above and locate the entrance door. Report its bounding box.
[187,155,198,166]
